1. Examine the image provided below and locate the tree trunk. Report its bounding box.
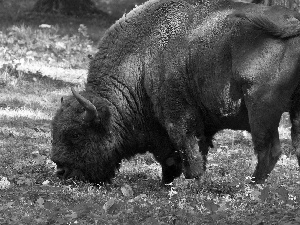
[32,0,108,16]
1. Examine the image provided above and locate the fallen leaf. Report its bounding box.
[0,177,11,189]
[16,176,32,185]
[103,199,115,212]
[36,197,44,208]
[103,198,121,215]
[245,176,253,184]
[65,211,77,219]
[259,186,270,202]
[42,180,50,185]
[44,201,55,210]
[121,184,134,197]
[35,218,44,223]
[126,205,134,214]
[7,202,14,208]
[294,217,300,222]
[250,190,261,201]
[129,194,147,203]
[204,200,219,213]
[217,200,230,212]
[33,155,46,165]
[31,150,40,157]
[277,186,289,202]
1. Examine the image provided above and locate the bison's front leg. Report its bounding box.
[151,79,205,180]
[180,136,205,179]
[160,151,182,184]
[165,110,205,180]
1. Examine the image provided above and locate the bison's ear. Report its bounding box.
[95,103,111,130]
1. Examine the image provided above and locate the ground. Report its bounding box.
[0,1,300,224]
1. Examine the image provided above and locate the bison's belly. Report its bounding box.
[202,97,251,132]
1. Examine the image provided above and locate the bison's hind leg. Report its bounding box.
[251,128,281,183]
[246,100,283,184]
[197,135,214,172]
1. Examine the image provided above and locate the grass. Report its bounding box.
[0,2,300,225]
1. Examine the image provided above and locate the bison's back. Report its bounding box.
[88,0,196,86]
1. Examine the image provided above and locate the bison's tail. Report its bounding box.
[229,12,300,39]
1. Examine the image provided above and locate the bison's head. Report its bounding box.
[51,88,120,183]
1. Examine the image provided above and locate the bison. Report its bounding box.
[51,0,300,185]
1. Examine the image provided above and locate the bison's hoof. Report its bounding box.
[183,161,204,179]
[250,177,266,184]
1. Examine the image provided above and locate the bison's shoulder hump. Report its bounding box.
[98,0,193,47]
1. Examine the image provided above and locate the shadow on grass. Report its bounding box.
[113,172,164,193]
[0,12,115,43]
[0,116,51,132]
[1,64,79,89]
[22,70,77,89]
[0,98,48,111]
[202,181,240,197]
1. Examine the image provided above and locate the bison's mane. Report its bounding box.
[232,12,300,39]
[87,0,194,99]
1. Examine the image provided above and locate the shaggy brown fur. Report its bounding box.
[51,0,300,184]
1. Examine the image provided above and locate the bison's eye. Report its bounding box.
[71,132,81,139]
[67,132,82,146]
[65,131,81,142]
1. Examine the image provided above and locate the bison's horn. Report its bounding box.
[71,87,98,122]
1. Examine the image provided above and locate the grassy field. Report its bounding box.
[1,1,300,225]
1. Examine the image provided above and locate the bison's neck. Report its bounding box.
[87,62,152,154]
